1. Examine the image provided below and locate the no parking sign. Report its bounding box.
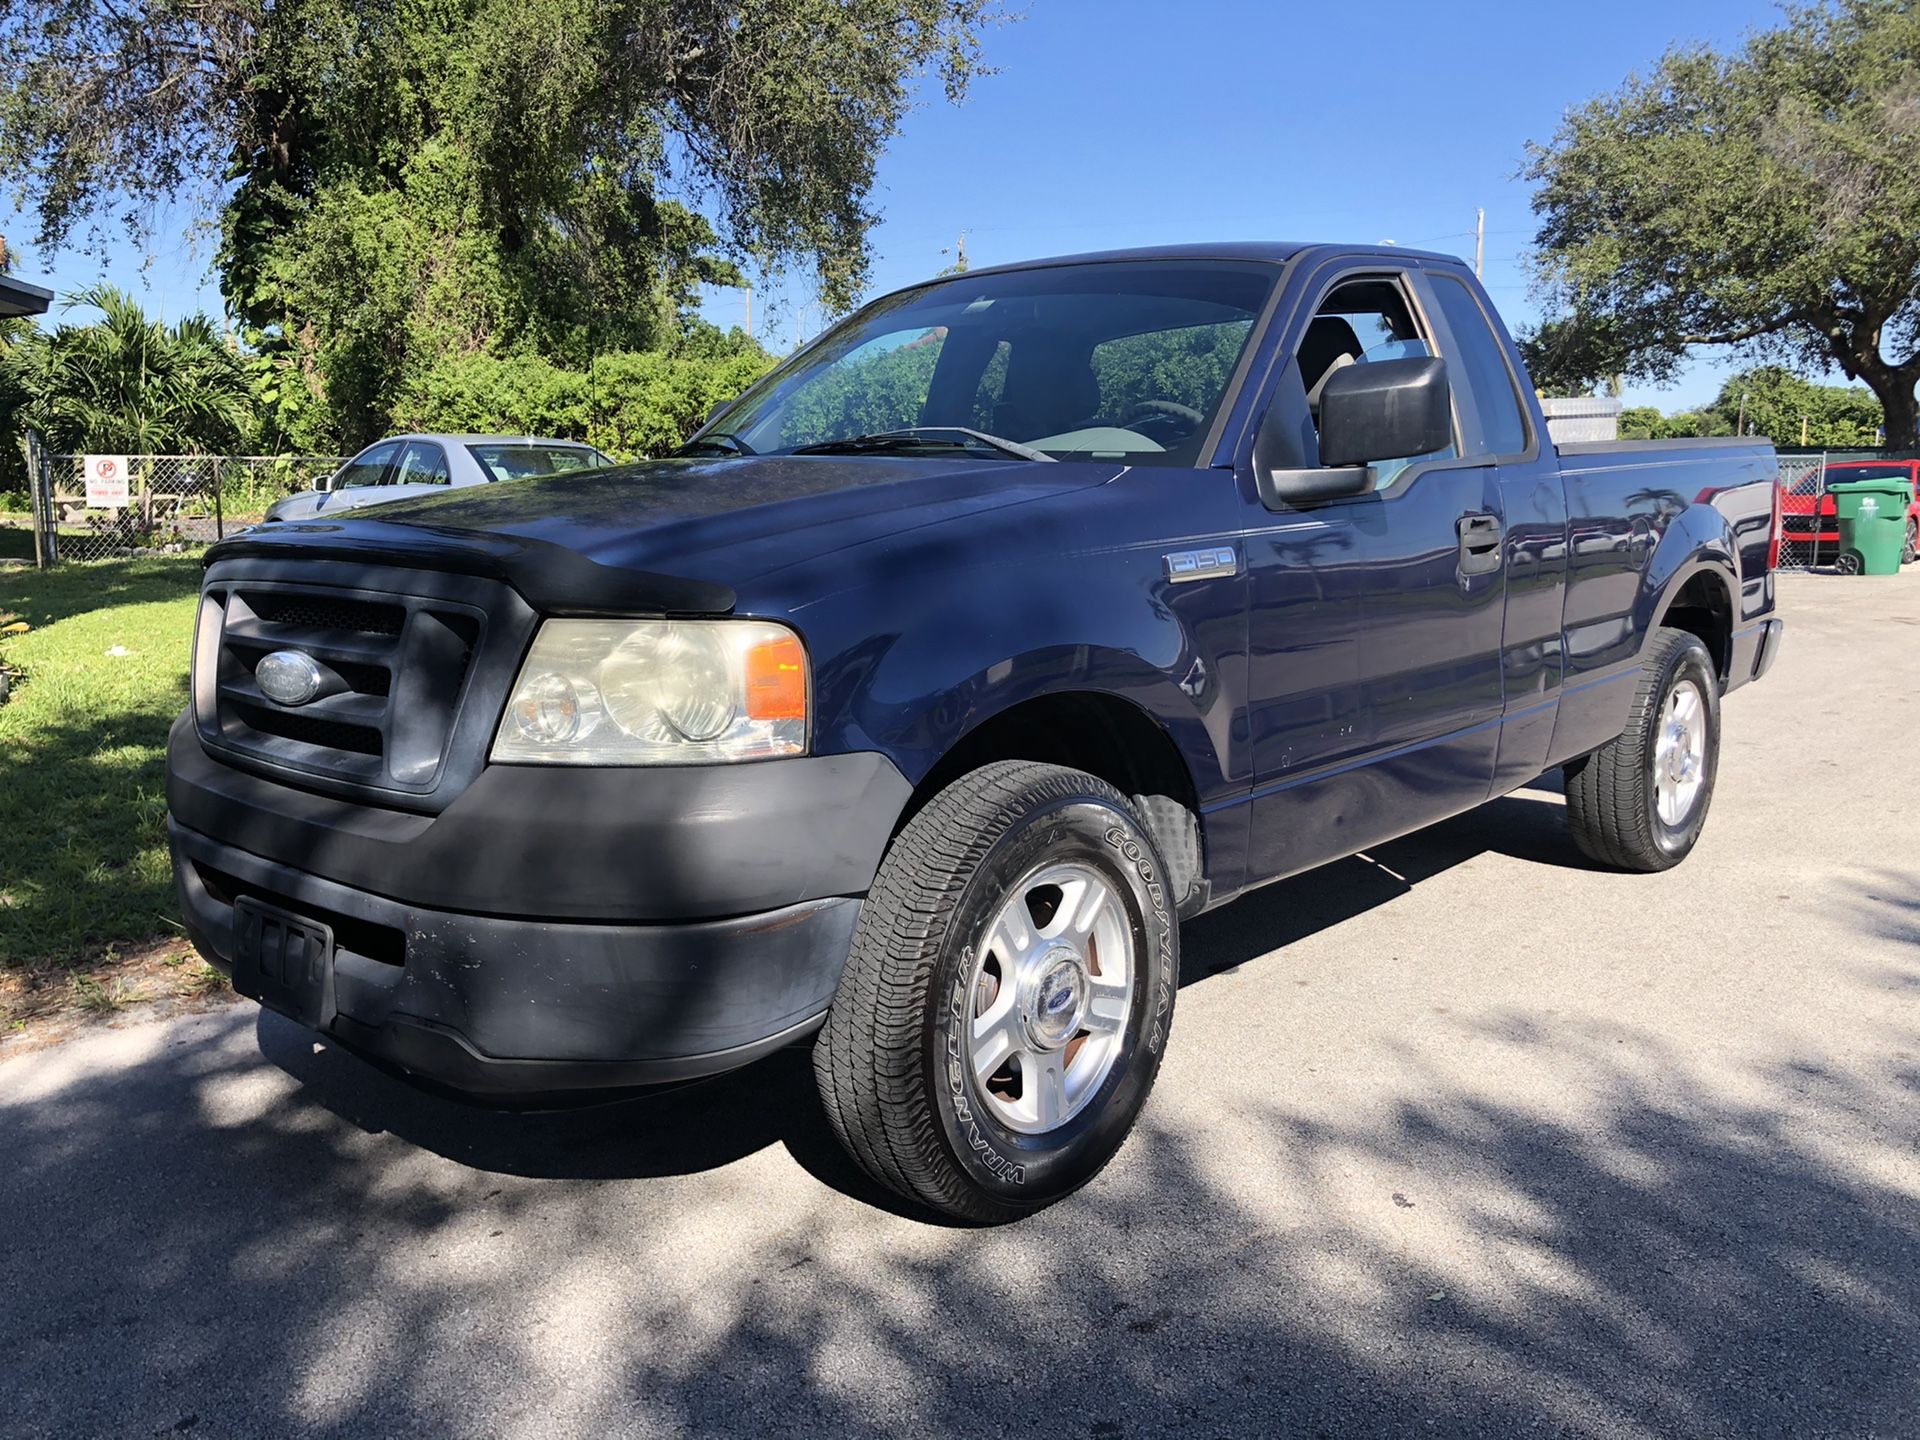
[84,454,129,508]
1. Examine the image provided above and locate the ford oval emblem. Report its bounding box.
[255,650,324,707]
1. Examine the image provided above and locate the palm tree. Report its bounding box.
[2,285,253,453]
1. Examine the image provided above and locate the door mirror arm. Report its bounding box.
[1256,464,1376,508]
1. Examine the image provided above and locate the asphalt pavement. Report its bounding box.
[4,572,1917,1438]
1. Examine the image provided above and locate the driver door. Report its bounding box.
[1240,264,1508,883]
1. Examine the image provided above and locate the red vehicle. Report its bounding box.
[1781,458,1920,566]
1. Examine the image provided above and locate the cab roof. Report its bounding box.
[932,240,1467,285]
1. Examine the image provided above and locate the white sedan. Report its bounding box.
[263,433,616,522]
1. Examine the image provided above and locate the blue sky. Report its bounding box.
[11,0,1793,411]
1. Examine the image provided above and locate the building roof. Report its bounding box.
[0,273,54,318]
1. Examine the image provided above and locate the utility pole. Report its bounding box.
[940,231,970,276]
[1738,391,1749,436]
[1474,208,1485,279]
[744,283,752,339]
[1801,414,1810,446]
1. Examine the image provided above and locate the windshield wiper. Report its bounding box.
[791,427,1055,463]
[673,431,755,458]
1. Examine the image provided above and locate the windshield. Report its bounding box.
[467,443,614,481]
[708,261,1277,467]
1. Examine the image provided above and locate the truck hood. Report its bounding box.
[209,453,1121,615]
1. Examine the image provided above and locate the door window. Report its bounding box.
[1426,274,1530,458]
[334,442,401,489]
[392,441,453,485]
[1297,277,1454,485]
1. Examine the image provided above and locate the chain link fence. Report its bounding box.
[1,442,1867,575]
[18,449,343,566]
[1776,454,1830,573]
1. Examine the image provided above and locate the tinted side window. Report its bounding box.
[335,442,400,489]
[1428,275,1529,457]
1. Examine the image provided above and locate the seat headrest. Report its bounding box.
[1299,315,1364,387]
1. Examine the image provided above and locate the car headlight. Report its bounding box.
[491,619,808,765]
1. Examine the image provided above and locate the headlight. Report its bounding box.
[491,619,808,765]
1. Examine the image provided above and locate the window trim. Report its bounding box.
[1234,252,1555,505]
[1240,260,1469,497]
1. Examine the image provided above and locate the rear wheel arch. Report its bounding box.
[1653,563,1736,686]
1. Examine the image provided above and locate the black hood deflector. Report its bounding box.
[206,518,737,617]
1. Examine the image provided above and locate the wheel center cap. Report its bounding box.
[1667,722,1694,781]
[1026,948,1088,1050]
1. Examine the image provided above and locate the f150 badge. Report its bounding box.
[1163,546,1238,582]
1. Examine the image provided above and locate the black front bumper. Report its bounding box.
[167,717,910,1095]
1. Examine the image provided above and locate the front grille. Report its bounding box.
[230,700,384,755]
[194,578,492,797]
[246,592,405,636]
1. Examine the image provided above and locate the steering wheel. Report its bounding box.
[1121,400,1205,440]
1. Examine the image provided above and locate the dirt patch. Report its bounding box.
[0,936,241,1058]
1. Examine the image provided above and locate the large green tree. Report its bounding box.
[1524,0,1920,444]
[0,0,998,445]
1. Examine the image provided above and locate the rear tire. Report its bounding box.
[1563,627,1720,873]
[814,761,1179,1222]
[1903,519,1916,566]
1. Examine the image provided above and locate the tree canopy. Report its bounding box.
[1524,0,1920,444]
[0,0,998,447]
[1619,366,1884,445]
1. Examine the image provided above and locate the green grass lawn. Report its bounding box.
[0,556,202,969]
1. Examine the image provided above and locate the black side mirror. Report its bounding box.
[1317,355,1451,469]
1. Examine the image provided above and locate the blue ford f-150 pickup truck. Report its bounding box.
[167,242,1784,1220]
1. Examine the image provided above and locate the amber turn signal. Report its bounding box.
[745,632,808,722]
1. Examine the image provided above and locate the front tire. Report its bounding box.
[814,761,1179,1222]
[1903,519,1917,566]
[1563,627,1720,872]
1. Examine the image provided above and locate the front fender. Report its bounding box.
[791,542,1245,808]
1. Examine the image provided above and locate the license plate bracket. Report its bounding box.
[232,897,336,1029]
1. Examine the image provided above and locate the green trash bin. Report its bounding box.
[1827,476,1911,575]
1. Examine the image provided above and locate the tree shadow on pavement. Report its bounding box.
[234,781,1596,1206]
[4,996,1916,1437]
[1180,785,1591,985]
[255,1013,911,1215]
